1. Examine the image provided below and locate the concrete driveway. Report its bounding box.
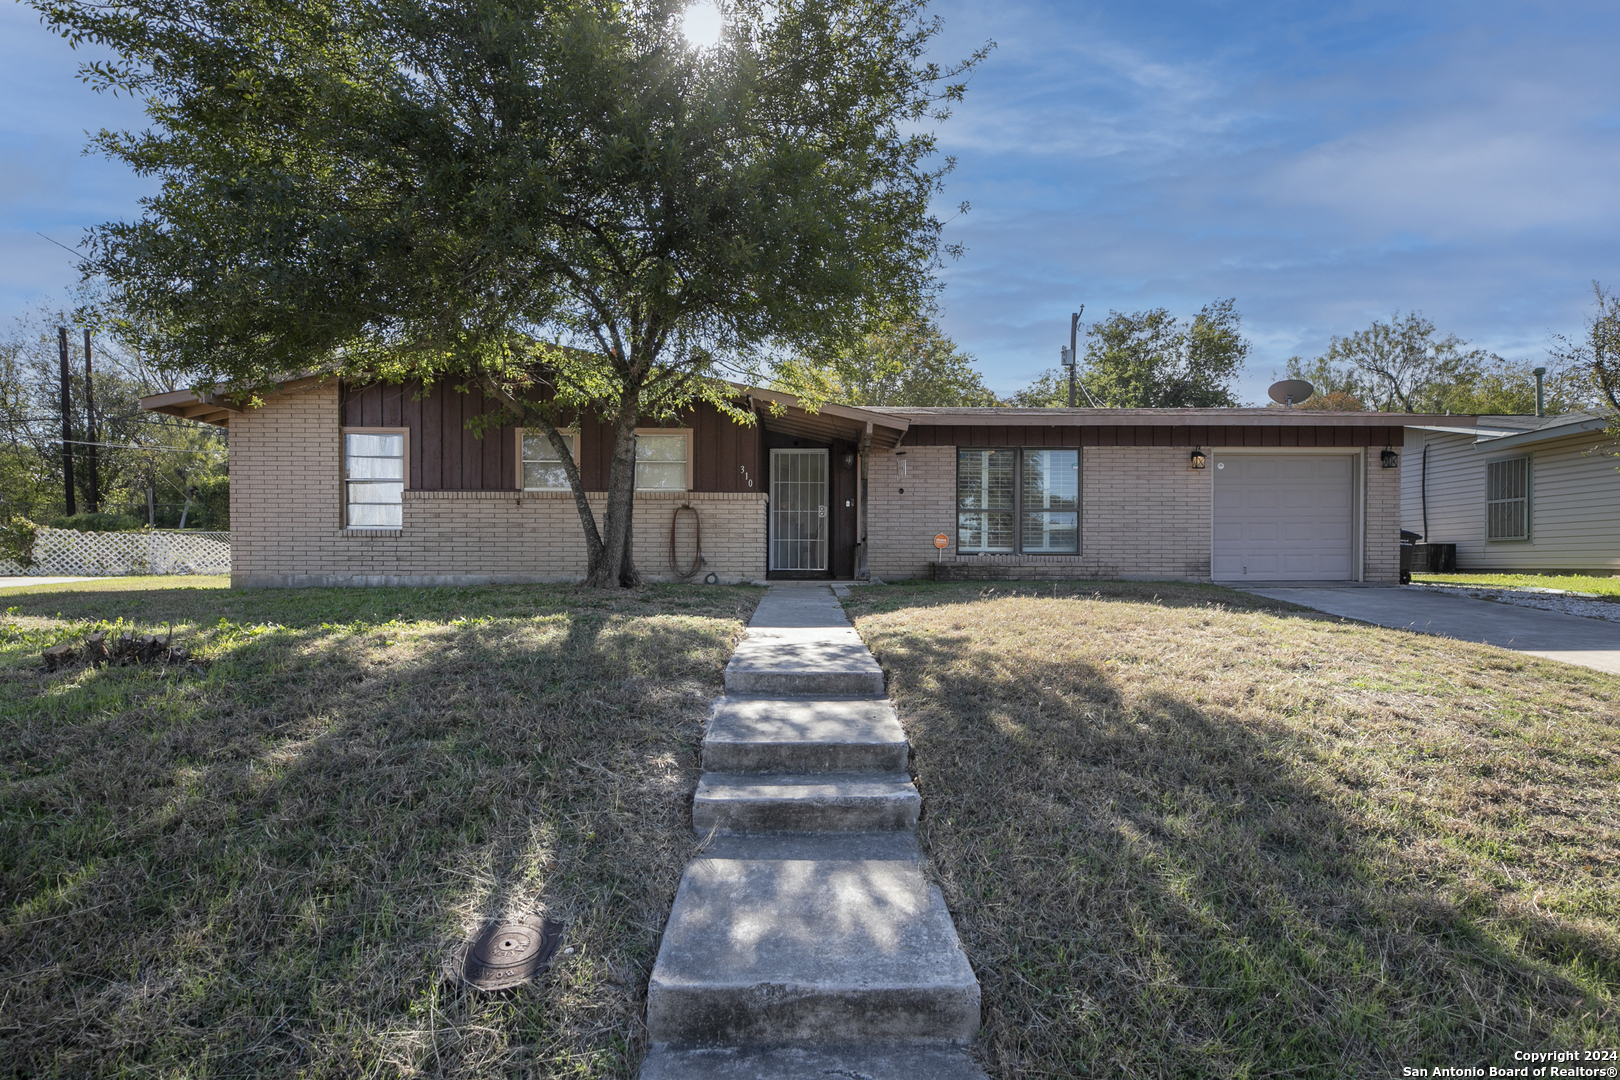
[1245,586,1620,675]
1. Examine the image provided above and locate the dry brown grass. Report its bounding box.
[0,579,760,1078]
[843,581,1620,1079]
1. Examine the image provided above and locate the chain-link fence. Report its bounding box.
[0,528,230,577]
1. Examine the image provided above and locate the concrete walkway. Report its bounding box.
[0,576,101,589]
[1247,586,1620,675]
[641,586,986,1079]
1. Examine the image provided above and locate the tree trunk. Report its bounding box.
[584,388,643,588]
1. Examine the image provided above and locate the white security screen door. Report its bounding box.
[770,448,829,571]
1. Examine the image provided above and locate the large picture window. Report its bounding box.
[522,430,577,491]
[1486,456,1530,540]
[635,432,689,491]
[957,448,1079,554]
[344,430,406,529]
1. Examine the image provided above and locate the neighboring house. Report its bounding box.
[1402,411,1620,573]
[143,377,1446,587]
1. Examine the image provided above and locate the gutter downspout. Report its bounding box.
[1421,441,1430,542]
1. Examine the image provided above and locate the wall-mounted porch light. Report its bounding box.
[1380,448,1399,469]
[842,451,855,469]
[1189,447,1207,470]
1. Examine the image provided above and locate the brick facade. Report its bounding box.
[229,381,765,587]
[867,442,1398,583]
[225,381,1398,588]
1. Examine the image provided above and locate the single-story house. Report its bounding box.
[1402,411,1620,573]
[142,377,1450,587]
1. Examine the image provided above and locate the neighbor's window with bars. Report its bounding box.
[522,431,577,491]
[1486,456,1530,540]
[344,431,405,529]
[635,432,688,490]
[958,448,1080,554]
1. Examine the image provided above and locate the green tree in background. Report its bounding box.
[0,291,228,528]
[1290,311,1592,415]
[1010,299,1250,408]
[774,312,998,408]
[34,0,987,586]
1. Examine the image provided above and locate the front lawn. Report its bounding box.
[1414,571,1620,596]
[0,578,760,1078]
[844,582,1619,1079]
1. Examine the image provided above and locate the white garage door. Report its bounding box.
[1213,455,1355,581]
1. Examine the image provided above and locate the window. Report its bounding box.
[1021,449,1080,552]
[1486,456,1530,540]
[344,430,405,529]
[522,430,577,491]
[957,449,1016,552]
[957,448,1079,554]
[635,432,688,491]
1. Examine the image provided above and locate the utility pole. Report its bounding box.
[1065,307,1086,408]
[57,327,76,516]
[83,328,100,513]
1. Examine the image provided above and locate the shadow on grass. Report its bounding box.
[0,583,760,1078]
[865,617,1616,1078]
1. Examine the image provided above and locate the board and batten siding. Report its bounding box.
[339,380,760,493]
[1401,428,1620,571]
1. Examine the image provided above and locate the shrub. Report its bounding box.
[51,512,147,532]
[0,515,39,567]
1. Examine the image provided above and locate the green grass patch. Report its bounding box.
[1414,571,1620,596]
[844,580,1619,1078]
[0,578,762,1077]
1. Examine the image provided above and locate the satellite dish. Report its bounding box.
[1268,379,1315,407]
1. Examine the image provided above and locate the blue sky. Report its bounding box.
[3,0,1619,403]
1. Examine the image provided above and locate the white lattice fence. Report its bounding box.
[0,529,231,577]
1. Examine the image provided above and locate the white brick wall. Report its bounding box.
[229,382,766,587]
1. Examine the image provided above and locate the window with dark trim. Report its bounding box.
[957,448,1079,553]
[1486,456,1530,540]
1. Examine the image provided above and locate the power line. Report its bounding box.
[59,438,227,455]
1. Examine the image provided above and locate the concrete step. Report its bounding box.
[645,834,980,1046]
[639,1043,989,1079]
[692,772,920,835]
[703,695,908,773]
[724,626,886,696]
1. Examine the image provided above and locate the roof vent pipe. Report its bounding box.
[1532,367,1547,417]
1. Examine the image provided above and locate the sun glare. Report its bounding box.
[679,0,725,49]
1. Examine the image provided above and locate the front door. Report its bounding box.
[770,448,829,572]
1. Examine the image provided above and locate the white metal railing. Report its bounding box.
[0,528,231,577]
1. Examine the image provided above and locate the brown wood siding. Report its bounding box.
[339,380,759,492]
[903,423,1404,448]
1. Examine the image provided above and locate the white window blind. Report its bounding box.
[345,432,404,529]
[1485,457,1529,540]
[1020,449,1079,553]
[956,449,1016,552]
[635,433,688,490]
[522,431,577,491]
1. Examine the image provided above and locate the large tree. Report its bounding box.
[1551,282,1620,421]
[1014,299,1248,408]
[772,310,998,407]
[33,0,986,585]
[1295,313,1592,415]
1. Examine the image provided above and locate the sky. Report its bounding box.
[3,1,1619,404]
